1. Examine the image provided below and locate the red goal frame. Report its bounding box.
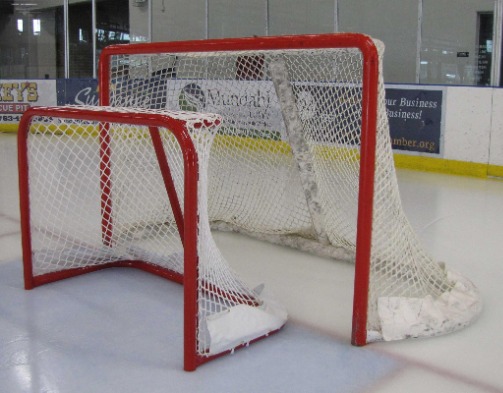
[98,33,380,348]
[18,106,241,371]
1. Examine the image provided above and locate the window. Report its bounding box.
[0,2,59,78]
[420,0,496,85]
[1,0,501,85]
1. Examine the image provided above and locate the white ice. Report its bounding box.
[1,132,503,392]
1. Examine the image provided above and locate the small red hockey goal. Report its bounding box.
[18,106,287,371]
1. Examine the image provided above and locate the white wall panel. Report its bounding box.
[442,86,492,163]
[489,88,503,166]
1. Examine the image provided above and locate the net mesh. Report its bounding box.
[23,107,286,356]
[102,39,481,340]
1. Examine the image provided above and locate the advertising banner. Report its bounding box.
[166,79,285,138]
[0,79,57,130]
[167,80,442,152]
[166,80,362,143]
[386,88,443,154]
[57,78,98,106]
[1,77,443,156]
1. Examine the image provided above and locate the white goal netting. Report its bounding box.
[100,35,481,342]
[20,107,286,360]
